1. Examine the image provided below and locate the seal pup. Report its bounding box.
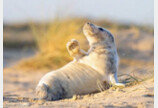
[36,23,124,101]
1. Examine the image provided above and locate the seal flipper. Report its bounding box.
[36,83,51,100]
[109,73,125,87]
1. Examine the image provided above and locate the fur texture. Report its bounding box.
[36,23,124,101]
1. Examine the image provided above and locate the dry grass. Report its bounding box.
[16,18,153,71]
[17,18,89,70]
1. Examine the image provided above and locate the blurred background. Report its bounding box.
[4,0,154,25]
[3,1,154,107]
[3,0,154,72]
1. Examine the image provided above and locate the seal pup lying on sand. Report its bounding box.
[36,23,124,100]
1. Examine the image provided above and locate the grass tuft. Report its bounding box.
[16,18,153,70]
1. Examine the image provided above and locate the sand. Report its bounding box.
[3,62,154,108]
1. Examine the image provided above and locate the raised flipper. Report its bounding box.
[66,39,87,61]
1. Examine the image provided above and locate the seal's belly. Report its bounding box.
[54,62,103,95]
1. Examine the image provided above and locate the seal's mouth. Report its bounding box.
[83,22,98,36]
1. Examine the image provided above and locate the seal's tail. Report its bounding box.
[36,83,48,100]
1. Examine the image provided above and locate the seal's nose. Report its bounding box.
[86,22,93,26]
[84,22,94,30]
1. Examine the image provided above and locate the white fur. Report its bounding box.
[36,23,124,100]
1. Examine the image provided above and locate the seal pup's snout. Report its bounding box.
[83,22,98,36]
[84,22,94,28]
[86,22,94,27]
[86,22,90,25]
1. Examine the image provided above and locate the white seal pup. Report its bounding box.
[36,23,124,101]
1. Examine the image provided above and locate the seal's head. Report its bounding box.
[83,22,114,45]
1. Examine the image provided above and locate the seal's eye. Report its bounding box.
[98,27,104,31]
